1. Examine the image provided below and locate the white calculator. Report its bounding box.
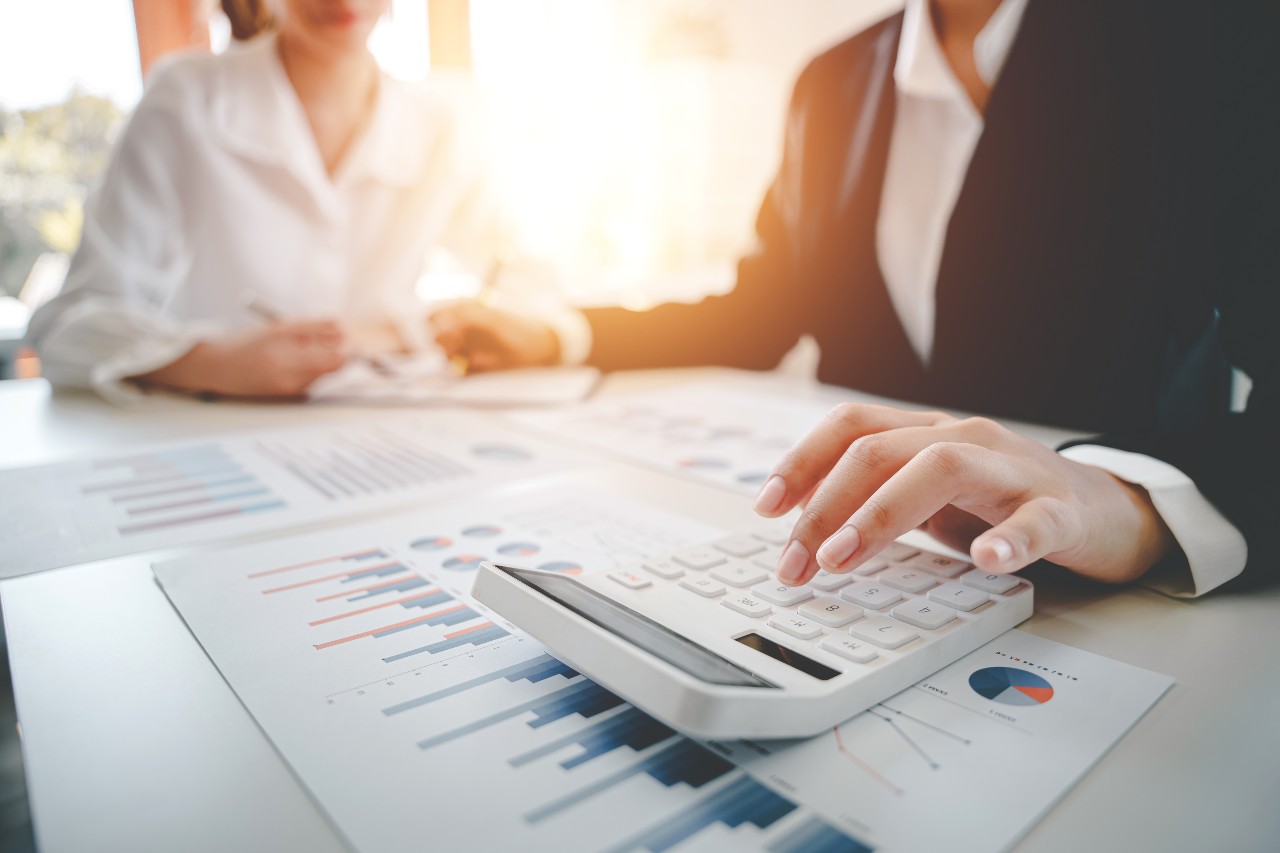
[473,530,1033,739]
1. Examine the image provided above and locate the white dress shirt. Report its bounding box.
[27,34,588,399]
[877,0,1245,596]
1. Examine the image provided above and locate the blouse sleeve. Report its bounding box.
[25,62,219,400]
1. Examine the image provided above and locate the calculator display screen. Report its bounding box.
[734,634,840,681]
[499,565,776,688]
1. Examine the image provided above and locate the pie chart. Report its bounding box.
[968,667,1054,706]
[462,525,503,538]
[409,535,453,551]
[498,541,541,557]
[442,554,487,571]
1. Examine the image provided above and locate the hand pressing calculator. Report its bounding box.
[473,529,1032,739]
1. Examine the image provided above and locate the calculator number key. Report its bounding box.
[713,535,767,558]
[877,566,937,594]
[709,562,770,588]
[721,594,771,618]
[839,581,902,610]
[808,570,855,592]
[848,616,919,650]
[798,599,863,628]
[751,583,815,607]
[768,615,823,641]
[907,552,970,578]
[672,547,727,571]
[960,568,1021,594]
[928,583,989,611]
[642,559,684,580]
[890,601,955,631]
[679,577,727,598]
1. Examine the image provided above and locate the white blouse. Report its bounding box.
[27,34,524,397]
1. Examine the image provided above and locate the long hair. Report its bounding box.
[221,0,274,41]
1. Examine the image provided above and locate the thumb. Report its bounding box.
[970,497,1078,573]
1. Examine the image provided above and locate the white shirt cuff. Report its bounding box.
[1059,445,1248,598]
[540,306,592,366]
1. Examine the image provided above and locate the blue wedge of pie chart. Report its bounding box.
[462,524,503,538]
[968,667,1054,706]
[409,535,453,551]
[498,541,541,557]
[443,554,487,571]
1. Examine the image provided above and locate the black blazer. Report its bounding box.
[585,2,1279,583]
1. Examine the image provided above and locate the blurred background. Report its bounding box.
[0,0,899,378]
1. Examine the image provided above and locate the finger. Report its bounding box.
[754,403,949,518]
[779,419,1005,582]
[971,497,1080,574]
[794,442,1019,584]
[920,505,991,553]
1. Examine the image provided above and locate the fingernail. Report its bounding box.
[777,540,809,583]
[817,525,860,569]
[753,476,786,515]
[988,536,1014,565]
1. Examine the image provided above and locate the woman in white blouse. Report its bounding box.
[28,0,560,399]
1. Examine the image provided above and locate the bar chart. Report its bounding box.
[154,487,882,851]
[0,412,581,577]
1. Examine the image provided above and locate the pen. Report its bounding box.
[239,289,398,377]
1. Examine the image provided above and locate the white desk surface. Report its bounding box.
[1,373,1277,853]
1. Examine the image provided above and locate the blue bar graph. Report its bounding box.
[398,590,454,610]
[345,576,428,601]
[381,653,579,717]
[604,774,797,852]
[416,679,618,750]
[524,739,734,824]
[768,817,873,853]
[383,624,509,663]
[342,563,410,583]
[509,706,676,770]
[372,606,471,638]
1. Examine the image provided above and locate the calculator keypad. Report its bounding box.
[605,532,1021,677]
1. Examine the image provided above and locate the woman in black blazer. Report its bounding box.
[437,0,1278,594]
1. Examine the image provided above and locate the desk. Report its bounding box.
[1,372,1277,853]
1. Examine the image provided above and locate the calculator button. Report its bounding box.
[961,569,1021,594]
[877,566,937,594]
[890,601,956,631]
[768,615,823,640]
[876,542,921,562]
[642,559,684,580]
[721,594,771,618]
[839,581,902,610]
[750,550,783,573]
[808,570,855,592]
[679,577,726,598]
[752,528,790,546]
[907,553,970,578]
[751,583,815,607]
[672,548,727,571]
[928,583,989,611]
[710,562,770,588]
[849,617,919,649]
[608,571,651,590]
[820,635,878,664]
[713,535,768,558]
[851,558,890,577]
[798,599,863,628]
